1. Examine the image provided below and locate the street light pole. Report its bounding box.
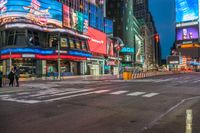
[58,33,61,80]
[117,49,120,79]
[9,50,12,71]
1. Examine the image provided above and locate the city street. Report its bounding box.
[0,73,200,133]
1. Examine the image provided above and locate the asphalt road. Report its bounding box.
[0,73,200,133]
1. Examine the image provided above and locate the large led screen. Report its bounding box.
[176,0,199,22]
[176,26,199,40]
[105,18,113,34]
[63,4,85,32]
[86,27,107,55]
[0,0,62,28]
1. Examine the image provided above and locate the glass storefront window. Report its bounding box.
[12,59,36,78]
[81,41,87,51]
[75,39,81,49]
[68,38,75,48]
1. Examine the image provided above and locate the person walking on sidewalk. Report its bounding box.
[8,69,15,87]
[0,71,2,87]
[15,67,20,87]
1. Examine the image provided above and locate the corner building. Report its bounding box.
[0,0,109,77]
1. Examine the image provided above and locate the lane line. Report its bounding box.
[45,89,110,102]
[110,90,128,95]
[127,92,146,96]
[142,93,159,98]
[1,97,41,104]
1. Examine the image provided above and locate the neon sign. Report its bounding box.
[120,47,134,53]
[0,48,54,54]
[68,50,92,57]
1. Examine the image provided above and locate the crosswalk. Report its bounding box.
[0,88,160,104]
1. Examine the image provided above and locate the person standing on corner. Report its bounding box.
[8,69,15,87]
[15,67,20,87]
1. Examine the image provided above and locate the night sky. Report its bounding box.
[149,0,175,59]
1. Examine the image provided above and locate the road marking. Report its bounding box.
[110,90,128,95]
[93,90,110,94]
[142,93,159,98]
[193,79,200,83]
[45,89,110,102]
[1,97,41,104]
[127,92,146,96]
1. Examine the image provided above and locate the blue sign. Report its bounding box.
[0,0,62,27]
[120,47,134,53]
[105,18,113,34]
[176,0,199,22]
[68,50,92,57]
[1,48,54,55]
[190,61,200,66]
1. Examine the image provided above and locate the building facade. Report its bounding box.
[106,0,144,69]
[0,0,116,77]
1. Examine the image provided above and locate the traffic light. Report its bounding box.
[154,34,159,43]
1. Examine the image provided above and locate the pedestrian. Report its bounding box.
[8,69,15,87]
[15,67,20,87]
[0,71,2,87]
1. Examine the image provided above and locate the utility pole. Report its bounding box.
[58,33,61,80]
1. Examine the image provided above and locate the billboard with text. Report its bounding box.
[0,0,62,28]
[176,26,199,40]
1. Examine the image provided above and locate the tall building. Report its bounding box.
[174,0,200,69]
[106,0,144,69]
[134,0,161,67]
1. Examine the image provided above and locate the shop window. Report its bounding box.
[68,38,75,49]
[15,30,26,46]
[61,37,68,48]
[28,31,40,46]
[81,41,87,51]
[49,35,58,48]
[75,39,81,49]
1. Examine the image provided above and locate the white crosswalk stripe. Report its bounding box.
[127,92,146,96]
[142,93,159,98]
[0,88,161,104]
[110,90,128,95]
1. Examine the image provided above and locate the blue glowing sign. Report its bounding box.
[176,0,199,22]
[0,0,62,27]
[68,50,92,57]
[105,18,113,34]
[0,48,54,55]
[120,47,134,53]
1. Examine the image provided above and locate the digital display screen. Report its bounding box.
[176,26,199,40]
[86,27,107,54]
[0,0,62,28]
[63,4,84,32]
[176,0,199,22]
[105,18,113,34]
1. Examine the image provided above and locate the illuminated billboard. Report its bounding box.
[176,26,199,40]
[176,0,199,22]
[86,27,107,55]
[0,0,62,28]
[104,18,113,34]
[63,4,85,32]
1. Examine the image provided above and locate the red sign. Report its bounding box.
[86,27,107,55]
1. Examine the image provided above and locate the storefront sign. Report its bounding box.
[0,48,54,55]
[107,61,116,66]
[86,27,107,55]
[22,54,35,58]
[1,54,22,59]
[120,47,134,53]
[55,50,68,54]
[35,54,86,60]
[68,50,92,57]
[0,0,62,28]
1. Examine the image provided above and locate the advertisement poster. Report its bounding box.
[176,0,199,22]
[61,38,68,48]
[105,18,113,34]
[63,4,70,28]
[63,5,84,32]
[86,27,107,55]
[0,0,62,28]
[176,26,199,40]
[83,14,89,33]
